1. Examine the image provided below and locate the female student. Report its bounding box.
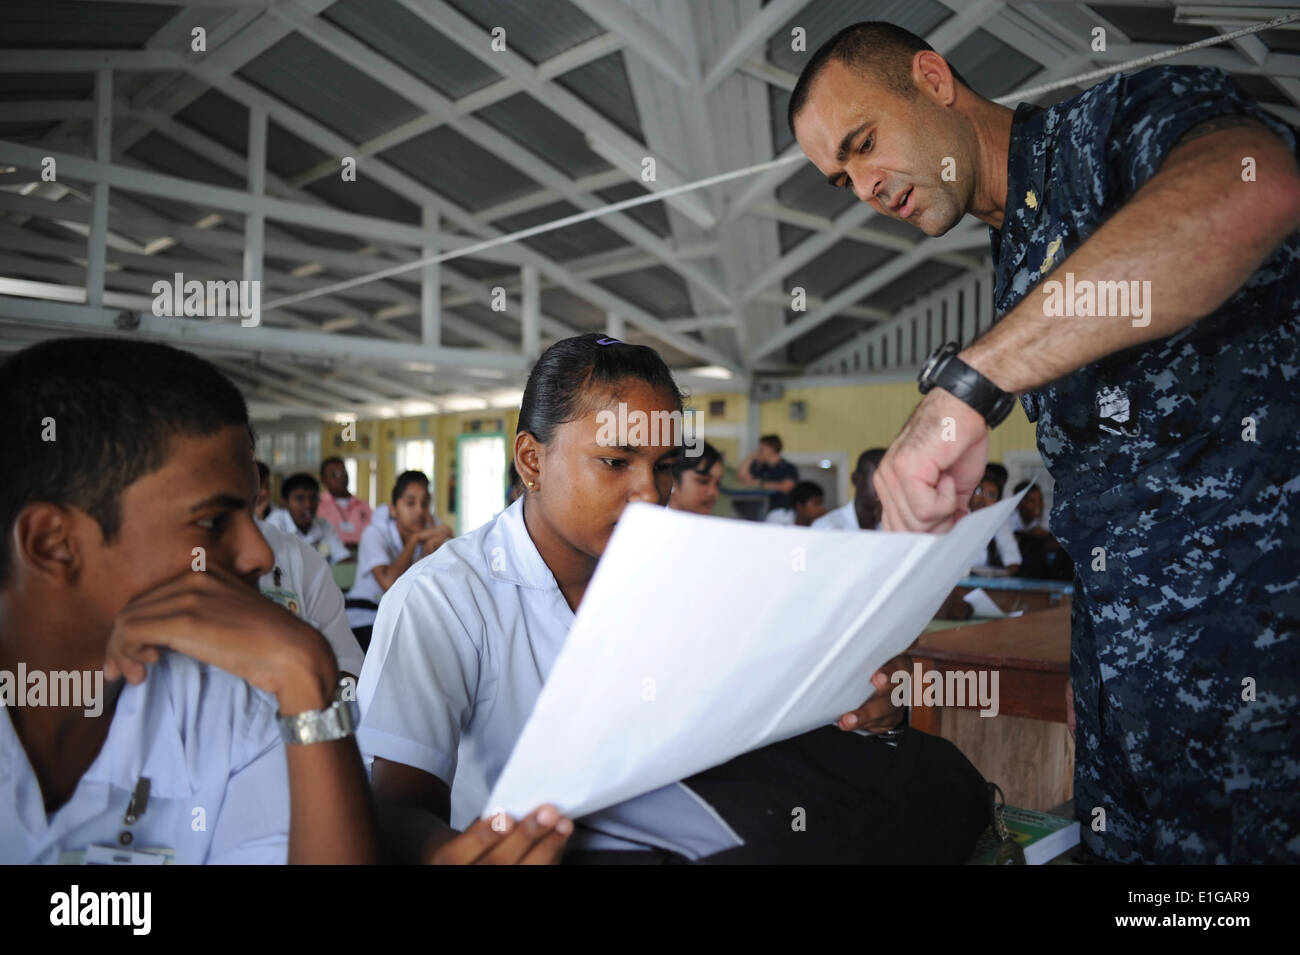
[668,441,724,516]
[357,334,989,863]
[345,471,451,649]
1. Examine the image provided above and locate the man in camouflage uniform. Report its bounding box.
[791,22,1300,862]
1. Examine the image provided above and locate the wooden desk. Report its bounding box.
[910,606,1074,810]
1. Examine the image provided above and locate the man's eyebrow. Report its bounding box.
[189,493,253,513]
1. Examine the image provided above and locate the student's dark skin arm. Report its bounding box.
[876,119,1300,533]
[105,563,379,864]
[735,452,760,486]
[370,757,572,864]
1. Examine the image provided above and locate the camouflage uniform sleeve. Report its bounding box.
[1103,66,1299,202]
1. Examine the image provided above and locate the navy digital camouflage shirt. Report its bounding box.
[990,66,1300,863]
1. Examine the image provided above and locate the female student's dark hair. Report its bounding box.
[671,441,723,482]
[517,333,684,444]
[391,470,429,504]
[256,460,271,483]
[0,337,249,583]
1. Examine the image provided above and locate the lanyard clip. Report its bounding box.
[124,776,151,826]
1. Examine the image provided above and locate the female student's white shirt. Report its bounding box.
[345,510,438,628]
[356,497,743,859]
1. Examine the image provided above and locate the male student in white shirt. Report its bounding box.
[2,338,565,867]
[266,473,352,565]
[968,472,1022,573]
[0,338,377,865]
[813,448,886,531]
[257,517,365,679]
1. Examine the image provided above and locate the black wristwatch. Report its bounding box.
[917,342,1017,428]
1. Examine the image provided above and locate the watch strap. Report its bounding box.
[277,697,359,745]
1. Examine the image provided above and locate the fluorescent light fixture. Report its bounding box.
[487,388,525,409]
[402,362,437,373]
[377,406,398,419]
[399,400,438,416]
[820,459,832,469]
[1174,5,1300,28]
[686,365,733,380]
[440,395,490,412]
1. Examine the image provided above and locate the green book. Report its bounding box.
[969,806,1080,865]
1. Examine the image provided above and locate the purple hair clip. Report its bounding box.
[595,337,623,345]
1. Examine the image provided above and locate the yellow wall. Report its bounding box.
[320,381,1040,512]
[695,381,1040,500]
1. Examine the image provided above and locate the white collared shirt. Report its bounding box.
[811,500,879,531]
[763,507,795,525]
[257,518,365,678]
[265,509,350,565]
[2,654,289,864]
[357,497,743,859]
[1009,510,1050,534]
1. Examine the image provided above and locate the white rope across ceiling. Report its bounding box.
[261,10,1300,316]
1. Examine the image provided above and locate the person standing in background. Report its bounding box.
[737,434,799,512]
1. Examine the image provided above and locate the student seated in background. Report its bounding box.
[0,338,377,864]
[345,471,451,652]
[257,514,365,681]
[813,448,885,531]
[357,334,989,864]
[668,441,724,516]
[267,472,352,565]
[764,480,828,527]
[317,456,372,549]
[969,469,1021,575]
[255,460,273,521]
[1008,481,1073,581]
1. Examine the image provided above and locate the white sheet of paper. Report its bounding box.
[484,492,1027,822]
[962,587,1008,618]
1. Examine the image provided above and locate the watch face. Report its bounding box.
[918,343,956,392]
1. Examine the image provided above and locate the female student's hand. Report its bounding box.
[417,524,453,549]
[428,806,573,865]
[105,563,338,716]
[836,654,909,734]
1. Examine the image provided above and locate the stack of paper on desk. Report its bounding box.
[485,492,1026,821]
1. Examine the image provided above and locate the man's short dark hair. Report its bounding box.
[788,21,971,132]
[320,456,344,478]
[855,448,887,474]
[791,481,825,508]
[282,473,319,499]
[759,434,783,454]
[257,460,270,483]
[0,337,249,583]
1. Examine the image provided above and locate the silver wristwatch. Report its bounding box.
[277,687,359,745]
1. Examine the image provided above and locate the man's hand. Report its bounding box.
[874,389,989,533]
[837,654,910,733]
[428,806,573,865]
[106,563,337,715]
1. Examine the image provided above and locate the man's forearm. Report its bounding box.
[286,737,380,864]
[962,127,1300,393]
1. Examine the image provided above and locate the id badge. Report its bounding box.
[75,845,172,865]
[262,586,302,617]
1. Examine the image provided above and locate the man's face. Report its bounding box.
[322,461,349,498]
[795,495,828,526]
[759,442,779,465]
[393,482,431,535]
[285,487,318,531]
[72,425,274,644]
[969,479,1000,512]
[793,57,971,237]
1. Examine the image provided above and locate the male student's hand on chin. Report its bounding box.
[427,806,573,865]
[874,389,988,533]
[105,563,337,715]
[837,654,909,733]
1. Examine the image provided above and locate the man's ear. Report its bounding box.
[12,503,82,586]
[515,431,542,487]
[913,50,958,106]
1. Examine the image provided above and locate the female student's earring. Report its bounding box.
[527,480,537,490]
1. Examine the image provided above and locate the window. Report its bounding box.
[396,439,435,482]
